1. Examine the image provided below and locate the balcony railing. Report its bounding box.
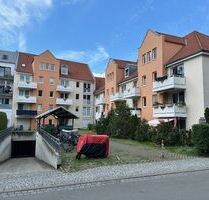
[56,85,73,93]
[16,96,37,104]
[17,81,37,89]
[16,110,37,116]
[110,93,124,102]
[0,104,12,109]
[130,108,141,116]
[56,98,73,106]
[153,103,187,118]
[153,75,186,92]
[95,97,105,105]
[123,87,140,99]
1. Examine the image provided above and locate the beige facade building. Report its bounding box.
[12,50,94,130]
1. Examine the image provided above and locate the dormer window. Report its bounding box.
[2,55,8,60]
[125,68,129,78]
[61,65,68,75]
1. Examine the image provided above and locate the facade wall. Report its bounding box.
[138,31,184,121]
[95,92,105,121]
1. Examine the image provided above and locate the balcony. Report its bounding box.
[130,108,141,116]
[56,85,73,93]
[110,93,124,102]
[123,87,140,99]
[95,112,102,120]
[18,81,37,89]
[153,75,186,92]
[95,97,105,105]
[153,103,187,118]
[16,96,37,104]
[56,98,73,106]
[16,110,37,117]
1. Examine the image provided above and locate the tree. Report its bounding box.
[204,107,209,123]
[107,102,138,138]
[135,119,151,142]
[0,112,7,131]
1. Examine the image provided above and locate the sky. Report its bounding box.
[1,0,209,76]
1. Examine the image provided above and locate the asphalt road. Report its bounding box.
[4,170,209,200]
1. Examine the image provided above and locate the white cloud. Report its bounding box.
[61,0,87,5]
[0,0,53,50]
[57,46,109,66]
[93,72,105,78]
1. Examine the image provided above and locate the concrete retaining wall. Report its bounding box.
[35,132,61,169]
[0,135,12,163]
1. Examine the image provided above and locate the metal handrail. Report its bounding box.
[0,127,13,142]
[39,128,61,153]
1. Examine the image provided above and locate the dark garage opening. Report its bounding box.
[12,141,36,158]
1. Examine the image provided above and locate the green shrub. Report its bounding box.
[192,124,209,155]
[107,103,138,138]
[88,123,96,131]
[43,124,57,136]
[153,122,187,146]
[134,120,151,142]
[205,107,209,123]
[0,112,7,131]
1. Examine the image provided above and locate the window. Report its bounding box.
[152,95,158,105]
[83,95,91,104]
[125,68,129,77]
[60,93,68,99]
[48,104,53,110]
[76,94,79,99]
[0,66,11,77]
[142,76,146,85]
[49,91,54,98]
[39,62,55,71]
[76,82,79,87]
[107,89,109,96]
[49,78,55,85]
[152,48,157,60]
[147,51,152,62]
[61,65,68,75]
[172,64,184,76]
[75,106,79,112]
[142,97,147,107]
[133,80,137,88]
[19,90,29,97]
[38,76,44,83]
[20,74,25,82]
[37,104,42,111]
[49,119,53,125]
[111,87,114,95]
[2,55,8,60]
[0,98,10,105]
[142,54,147,64]
[152,72,157,82]
[61,79,69,87]
[83,83,91,92]
[121,85,126,93]
[83,107,91,116]
[38,90,43,97]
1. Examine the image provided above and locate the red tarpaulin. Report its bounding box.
[76,134,109,158]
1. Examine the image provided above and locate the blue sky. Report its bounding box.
[1,0,209,76]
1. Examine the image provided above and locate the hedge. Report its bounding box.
[192,124,209,155]
[0,112,7,131]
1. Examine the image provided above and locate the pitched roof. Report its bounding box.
[59,59,94,82]
[113,58,137,69]
[167,31,209,65]
[118,69,138,84]
[16,51,94,82]
[16,52,35,74]
[157,31,185,45]
[94,77,105,94]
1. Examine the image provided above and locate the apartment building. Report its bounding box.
[152,31,209,129]
[0,50,18,126]
[12,50,94,130]
[105,58,138,113]
[94,77,105,122]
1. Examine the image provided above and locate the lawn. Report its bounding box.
[61,132,198,172]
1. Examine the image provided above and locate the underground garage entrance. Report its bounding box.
[11,140,36,158]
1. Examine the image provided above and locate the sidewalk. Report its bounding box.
[1,158,209,196]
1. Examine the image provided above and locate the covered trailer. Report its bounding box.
[76,134,109,159]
